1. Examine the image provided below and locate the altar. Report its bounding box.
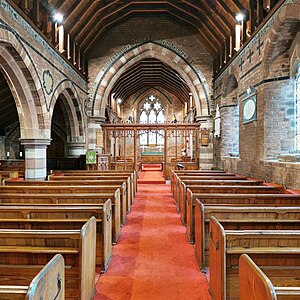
[140,151,163,163]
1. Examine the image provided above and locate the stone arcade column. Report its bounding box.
[88,117,106,154]
[20,138,51,180]
[67,142,86,157]
[196,115,214,170]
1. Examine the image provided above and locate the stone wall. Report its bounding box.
[213,0,300,188]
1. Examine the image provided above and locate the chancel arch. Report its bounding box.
[89,41,211,120]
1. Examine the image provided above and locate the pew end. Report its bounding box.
[27,254,65,300]
[80,216,97,300]
[239,254,277,300]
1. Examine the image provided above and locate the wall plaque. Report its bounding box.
[96,129,103,148]
[201,129,209,146]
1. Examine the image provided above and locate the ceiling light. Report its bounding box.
[117,98,122,104]
[53,13,64,24]
[235,13,244,22]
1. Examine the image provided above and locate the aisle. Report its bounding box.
[94,180,211,299]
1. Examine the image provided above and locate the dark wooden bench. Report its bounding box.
[209,217,300,300]
[0,254,64,300]
[0,217,96,299]
[47,175,133,210]
[2,182,127,227]
[178,179,264,224]
[0,201,112,270]
[186,185,285,243]
[194,202,300,269]
[0,187,121,243]
[239,254,300,300]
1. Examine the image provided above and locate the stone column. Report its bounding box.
[88,116,105,154]
[20,138,51,180]
[0,137,5,159]
[67,142,86,157]
[196,115,214,170]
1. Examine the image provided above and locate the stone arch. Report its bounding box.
[50,80,85,143]
[89,41,211,119]
[263,1,300,67]
[0,28,49,139]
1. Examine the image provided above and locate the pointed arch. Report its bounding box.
[0,29,49,139]
[50,80,85,143]
[88,41,211,119]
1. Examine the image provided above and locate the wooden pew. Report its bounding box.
[0,217,96,299]
[186,185,285,243]
[172,174,248,203]
[178,179,263,224]
[51,170,138,198]
[49,172,135,201]
[0,189,121,244]
[194,202,300,269]
[170,169,227,195]
[3,181,127,227]
[209,217,300,300]
[0,202,112,270]
[0,187,121,244]
[47,175,133,210]
[0,254,65,300]
[171,170,233,196]
[239,254,300,300]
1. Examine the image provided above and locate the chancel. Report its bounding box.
[0,1,299,299]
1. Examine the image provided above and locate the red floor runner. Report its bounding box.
[94,184,211,300]
[137,170,166,184]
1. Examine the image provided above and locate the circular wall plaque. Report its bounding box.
[43,70,54,95]
[243,98,256,121]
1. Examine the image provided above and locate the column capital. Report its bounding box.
[195,115,213,123]
[19,138,52,146]
[89,116,106,125]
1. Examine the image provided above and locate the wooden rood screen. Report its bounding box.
[102,123,200,177]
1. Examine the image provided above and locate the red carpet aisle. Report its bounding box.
[94,182,211,300]
[137,164,166,184]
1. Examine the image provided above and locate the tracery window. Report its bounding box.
[296,70,300,150]
[139,95,165,145]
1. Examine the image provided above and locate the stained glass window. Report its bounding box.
[139,95,165,145]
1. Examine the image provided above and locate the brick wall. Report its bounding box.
[213,0,300,188]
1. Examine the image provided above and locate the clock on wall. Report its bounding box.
[242,87,257,123]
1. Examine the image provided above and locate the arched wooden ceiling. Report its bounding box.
[111,58,191,103]
[47,0,251,57]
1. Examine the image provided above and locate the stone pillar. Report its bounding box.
[67,142,86,157]
[88,117,105,154]
[20,138,51,180]
[0,137,5,159]
[196,115,214,170]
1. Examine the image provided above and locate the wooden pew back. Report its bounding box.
[239,254,300,300]
[0,202,112,270]
[6,179,132,215]
[178,180,264,224]
[209,217,300,300]
[194,201,300,268]
[0,254,65,300]
[0,217,96,299]
[185,185,285,243]
[1,183,127,227]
